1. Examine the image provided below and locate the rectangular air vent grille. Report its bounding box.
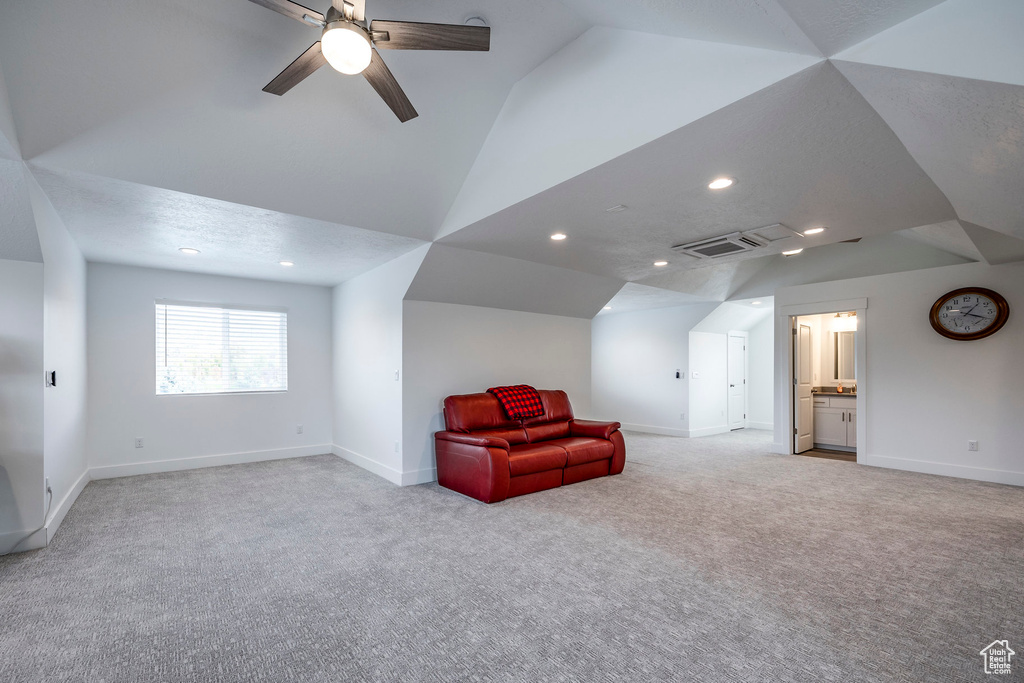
[672,232,768,259]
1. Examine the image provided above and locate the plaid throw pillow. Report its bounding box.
[487,385,545,419]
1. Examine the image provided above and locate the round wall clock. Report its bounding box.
[929,287,1009,341]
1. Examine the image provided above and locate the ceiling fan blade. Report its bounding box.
[363,50,418,122]
[247,0,324,26]
[263,42,327,96]
[370,20,490,51]
[332,0,365,22]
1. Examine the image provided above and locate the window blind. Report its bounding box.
[155,302,287,395]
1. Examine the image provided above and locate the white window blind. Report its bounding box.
[156,302,287,395]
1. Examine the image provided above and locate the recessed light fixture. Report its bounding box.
[179,248,200,255]
[279,261,295,267]
[803,226,827,235]
[654,260,669,267]
[603,306,612,310]
[605,204,628,213]
[751,301,762,305]
[550,233,567,241]
[708,177,735,190]
[782,248,804,256]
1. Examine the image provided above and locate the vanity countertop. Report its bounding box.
[812,388,857,397]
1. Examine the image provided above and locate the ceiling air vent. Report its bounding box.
[672,232,767,259]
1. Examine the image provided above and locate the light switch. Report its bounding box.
[691,371,700,379]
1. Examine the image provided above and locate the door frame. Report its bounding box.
[727,330,748,430]
[777,298,867,462]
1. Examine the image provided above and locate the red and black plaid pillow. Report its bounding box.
[487,385,545,419]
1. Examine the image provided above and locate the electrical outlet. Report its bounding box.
[394,441,400,453]
[296,424,304,435]
[680,413,685,421]
[135,438,144,449]
[394,370,400,381]
[968,440,979,452]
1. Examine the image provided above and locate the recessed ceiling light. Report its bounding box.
[603,306,612,310]
[605,204,628,213]
[803,227,827,235]
[654,260,669,267]
[550,233,567,241]
[751,301,762,305]
[179,248,200,255]
[708,177,735,190]
[279,261,295,267]
[782,248,804,256]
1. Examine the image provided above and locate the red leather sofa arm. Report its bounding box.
[570,419,621,440]
[434,432,511,503]
[435,431,510,451]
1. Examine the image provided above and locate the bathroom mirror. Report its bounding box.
[834,331,855,382]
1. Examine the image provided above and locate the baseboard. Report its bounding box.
[0,527,46,555]
[46,468,90,544]
[860,454,1024,487]
[332,445,403,486]
[746,421,773,431]
[620,423,687,437]
[90,444,332,480]
[771,442,789,455]
[401,467,437,486]
[687,425,730,438]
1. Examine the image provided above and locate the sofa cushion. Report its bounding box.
[470,427,528,446]
[508,443,568,477]
[525,420,570,443]
[545,437,614,467]
[521,390,575,427]
[444,393,521,433]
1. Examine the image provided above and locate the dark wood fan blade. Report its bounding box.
[248,0,324,26]
[331,0,365,21]
[263,42,327,96]
[370,20,490,51]
[363,50,418,122]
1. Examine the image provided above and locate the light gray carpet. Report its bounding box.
[1,430,1022,682]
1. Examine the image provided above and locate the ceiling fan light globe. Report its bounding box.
[322,22,372,75]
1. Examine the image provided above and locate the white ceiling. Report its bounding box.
[1,0,1022,314]
[30,166,424,286]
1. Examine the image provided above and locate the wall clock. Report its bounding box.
[929,287,1009,341]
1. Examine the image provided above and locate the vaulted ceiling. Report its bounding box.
[1,0,1022,317]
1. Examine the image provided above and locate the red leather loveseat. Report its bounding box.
[434,389,625,503]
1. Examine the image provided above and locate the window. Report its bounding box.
[156,302,287,395]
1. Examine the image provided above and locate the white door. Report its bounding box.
[727,333,746,430]
[794,322,814,453]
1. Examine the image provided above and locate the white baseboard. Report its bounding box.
[620,423,687,437]
[90,444,332,480]
[46,468,90,544]
[687,425,731,438]
[401,467,437,486]
[860,454,1024,487]
[746,421,773,431]
[0,527,46,555]
[332,445,403,485]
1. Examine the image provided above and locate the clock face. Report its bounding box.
[929,288,1009,341]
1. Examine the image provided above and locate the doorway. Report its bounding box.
[790,310,861,459]
[727,331,747,431]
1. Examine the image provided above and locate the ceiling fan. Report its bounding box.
[248,0,491,122]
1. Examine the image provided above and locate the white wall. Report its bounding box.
[403,301,592,484]
[0,259,44,552]
[747,314,774,430]
[25,170,89,542]
[87,264,332,477]
[688,331,729,437]
[591,303,717,436]
[331,246,428,484]
[775,261,1024,485]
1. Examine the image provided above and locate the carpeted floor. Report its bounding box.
[1,430,1022,682]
